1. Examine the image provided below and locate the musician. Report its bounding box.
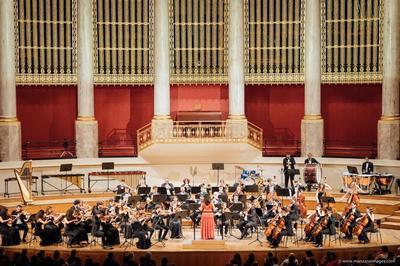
[357,207,375,244]
[34,207,63,246]
[152,204,169,241]
[137,178,148,189]
[218,185,228,196]
[100,212,120,247]
[288,198,299,221]
[212,192,223,205]
[121,187,132,205]
[362,157,374,174]
[304,153,319,165]
[91,213,111,249]
[262,204,278,226]
[314,208,336,247]
[291,179,305,199]
[264,178,278,206]
[11,205,28,243]
[283,154,296,188]
[269,207,293,248]
[161,178,174,196]
[216,202,230,237]
[177,185,189,195]
[147,186,160,209]
[169,197,183,239]
[232,185,244,203]
[238,201,258,239]
[316,180,332,206]
[200,178,212,191]
[304,205,325,241]
[182,178,192,194]
[0,208,20,246]
[341,182,363,206]
[343,203,362,239]
[65,200,89,246]
[127,213,151,249]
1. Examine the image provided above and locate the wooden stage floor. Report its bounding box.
[2,227,400,266]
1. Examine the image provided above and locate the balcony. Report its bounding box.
[137,120,263,163]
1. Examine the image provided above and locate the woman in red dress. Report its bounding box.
[200,195,215,240]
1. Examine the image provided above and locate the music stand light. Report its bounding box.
[102,162,114,192]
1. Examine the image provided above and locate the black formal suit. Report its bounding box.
[362,161,374,174]
[161,182,174,195]
[283,157,296,188]
[315,215,336,245]
[304,158,319,164]
[289,204,299,221]
[358,214,375,243]
[238,207,258,238]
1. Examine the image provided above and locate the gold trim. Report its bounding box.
[152,115,172,120]
[303,115,323,120]
[0,117,19,123]
[228,115,247,120]
[77,116,96,121]
[380,115,400,121]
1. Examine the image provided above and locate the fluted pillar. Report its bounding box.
[0,0,21,162]
[378,0,400,159]
[75,0,98,158]
[227,0,247,138]
[301,0,324,157]
[151,0,173,139]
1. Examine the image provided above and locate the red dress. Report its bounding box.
[200,202,215,240]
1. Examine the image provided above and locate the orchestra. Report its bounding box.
[0,158,386,249]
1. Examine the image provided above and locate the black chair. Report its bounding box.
[368,219,382,244]
[283,222,299,247]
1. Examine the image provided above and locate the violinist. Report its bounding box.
[238,201,258,239]
[200,178,212,191]
[147,186,160,209]
[152,204,169,241]
[314,208,336,247]
[216,202,230,237]
[161,178,174,196]
[288,198,299,221]
[137,208,155,239]
[232,186,244,202]
[182,178,192,194]
[264,178,278,204]
[0,208,20,246]
[65,200,89,246]
[34,207,63,246]
[11,205,29,243]
[91,211,112,249]
[269,207,293,248]
[356,207,375,244]
[100,211,120,247]
[218,185,228,197]
[169,197,183,239]
[136,177,148,190]
[343,203,361,239]
[212,192,222,205]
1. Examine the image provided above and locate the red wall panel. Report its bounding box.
[94,85,154,144]
[322,84,381,145]
[170,84,229,119]
[245,85,304,144]
[16,85,77,143]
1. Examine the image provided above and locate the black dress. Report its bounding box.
[35,216,62,246]
[0,213,21,246]
[65,207,89,245]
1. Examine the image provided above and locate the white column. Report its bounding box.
[75,0,98,158]
[228,0,245,119]
[0,0,21,161]
[153,0,170,119]
[301,0,324,157]
[151,0,173,140]
[378,0,400,159]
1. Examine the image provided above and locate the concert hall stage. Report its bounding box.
[0,192,400,266]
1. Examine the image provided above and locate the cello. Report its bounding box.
[304,213,318,235]
[340,211,355,234]
[272,217,286,240]
[264,214,279,238]
[297,193,307,218]
[311,215,328,238]
[353,214,369,236]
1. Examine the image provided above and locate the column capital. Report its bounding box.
[380,115,400,121]
[0,116,18,123]
[76,115,96,122]
[303,114,323,121]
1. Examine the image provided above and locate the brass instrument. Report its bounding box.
[14,161,33,204]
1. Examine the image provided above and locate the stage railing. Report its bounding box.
[263,140,302,157]
[324,140,377,158]
[137,121,263,151]
[22,140,76,160]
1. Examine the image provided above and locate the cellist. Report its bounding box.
[268,207,293,248]
[304,205,325,241]
[355,207,375,244]
[314,207,336,247]
[343,202,361,240]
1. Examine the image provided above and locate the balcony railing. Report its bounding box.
[137,121,263,151]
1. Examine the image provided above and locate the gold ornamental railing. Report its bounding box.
[137,121,263,151]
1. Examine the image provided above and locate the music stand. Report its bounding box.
[229,203,243,212]
[138,187,151,195]
[248,207,263,246]
[244,185,259,193]
[157,187,167,195]
[190,186,201,194]
[276,188,291,202]
[287,169,300,176]
[347,166,358,175]
[218,194,228,203]
[177,194,189,202]
[175,210,189,239]
[212,163,224,185]
[211,187,219,194]
[189,203,201,240]
[228,186,236,193]
[102,162,114,192]
[153,194,167,204]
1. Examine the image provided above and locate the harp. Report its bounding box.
[14,161,33,204]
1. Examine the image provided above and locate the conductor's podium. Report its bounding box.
[182,240,227,250]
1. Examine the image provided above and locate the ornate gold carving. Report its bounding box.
[77,116,96,122]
